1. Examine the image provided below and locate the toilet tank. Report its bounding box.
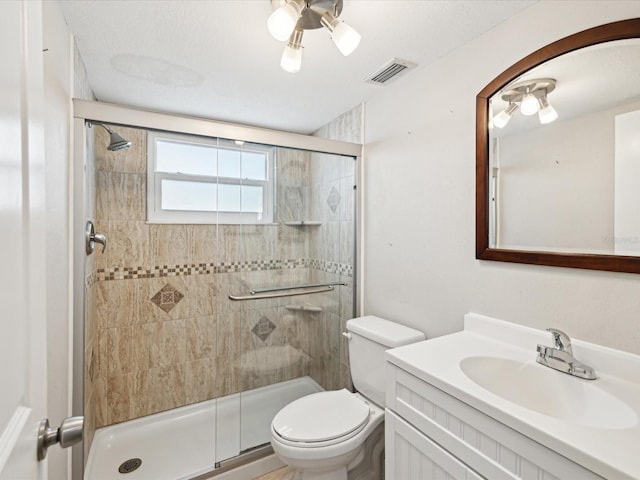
[346,316,425,407]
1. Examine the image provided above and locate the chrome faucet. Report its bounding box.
[536,328,596,380]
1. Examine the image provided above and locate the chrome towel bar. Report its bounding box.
[229,282,347,301]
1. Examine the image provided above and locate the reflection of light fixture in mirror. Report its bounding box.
[493,103,519,129]
[538,95,558,124]
[520,91,540,116]
[281,29,303,73]
[268,0,360,73]
[494,78,557,128]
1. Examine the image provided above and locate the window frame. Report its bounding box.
[147,130,275,224]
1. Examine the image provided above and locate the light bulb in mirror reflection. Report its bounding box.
[538,96,558,124]
[520,93,540,116]
[493,103,519,129]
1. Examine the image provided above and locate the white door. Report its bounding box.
[0,1,48,478]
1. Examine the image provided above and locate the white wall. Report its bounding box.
[498,107,614,253]
[614,108,640,255]
[43,1,73,478]
[496,97,640,254]
[363,1,640,355]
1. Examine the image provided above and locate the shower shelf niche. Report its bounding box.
[283,221,322,226]
[285,304,322,312]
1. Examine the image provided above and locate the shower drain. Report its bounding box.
[118,458,142,474]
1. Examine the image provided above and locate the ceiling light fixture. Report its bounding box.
[267,0,303,41]
[280,29,304,73]
[493,78,558,128]
[268,0,361,73]
[320,12,361,57]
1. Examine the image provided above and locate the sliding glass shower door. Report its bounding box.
[83,119,358,478]
[215,144,357,463]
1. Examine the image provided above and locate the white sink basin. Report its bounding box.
[385,313,640,480]
[459,356,638,429]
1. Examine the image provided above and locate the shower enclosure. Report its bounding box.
[78,106,359,479]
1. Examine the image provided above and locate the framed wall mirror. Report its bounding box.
[476,18,640,274]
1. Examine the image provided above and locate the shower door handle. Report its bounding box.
[37,416,84,461]
[85,220,107,254]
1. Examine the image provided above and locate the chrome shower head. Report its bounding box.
[106,130,131,151]
[89,122,132,151]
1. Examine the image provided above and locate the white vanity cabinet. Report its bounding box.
[386,409,483,480]
[385,364,604,480]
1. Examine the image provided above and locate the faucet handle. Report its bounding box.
[546,328,572,354]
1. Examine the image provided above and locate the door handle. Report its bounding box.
[85,220,107,254]
[37,416,83,461]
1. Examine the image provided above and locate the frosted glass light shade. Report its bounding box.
[268,2,301,42]
[281,44,302,73]
[493,111,511,129]
[538,96,558,124]
[493,103,518,129]
[321,13,361,57]
[538,105,558,124]
[520,93,540,116]
[331,21,361,56]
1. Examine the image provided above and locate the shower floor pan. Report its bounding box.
[85,376,323,480]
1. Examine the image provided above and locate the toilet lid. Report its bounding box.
[272,389,370,443]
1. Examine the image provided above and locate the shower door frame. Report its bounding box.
[71,99,364,478]
[73,100,361,157]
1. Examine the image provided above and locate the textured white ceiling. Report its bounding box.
[60,0,536,134]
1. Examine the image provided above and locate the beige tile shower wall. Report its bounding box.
[217,268,323,392]
[273,144,348,392]
[91,126,224,426]
[277,147,311,223]
[313,104,362,144]
[309,104,363,391]
[90,125,348,426]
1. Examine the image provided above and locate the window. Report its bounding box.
[147,131,275,224]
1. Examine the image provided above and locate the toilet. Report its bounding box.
[270,315,425,480]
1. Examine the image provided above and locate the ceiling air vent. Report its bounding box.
[365,58,417,85]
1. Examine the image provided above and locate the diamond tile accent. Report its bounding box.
[326,186,341,214]
[252,316,276,342]
[150,283,184,313]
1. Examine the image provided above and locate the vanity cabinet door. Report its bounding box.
[385,409,483,480]
[386,365,604,480]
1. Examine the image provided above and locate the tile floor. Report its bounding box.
[254,466,295,480]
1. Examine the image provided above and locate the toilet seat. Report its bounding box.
[272,389,370,448]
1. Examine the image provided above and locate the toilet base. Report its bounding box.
[285,423,384,480]
[346,423,384,480]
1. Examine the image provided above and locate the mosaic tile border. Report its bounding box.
[94,258,353,282]
[97,263,214,281]
[308,259,353,276]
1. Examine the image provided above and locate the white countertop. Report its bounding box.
[385,313,640,480]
